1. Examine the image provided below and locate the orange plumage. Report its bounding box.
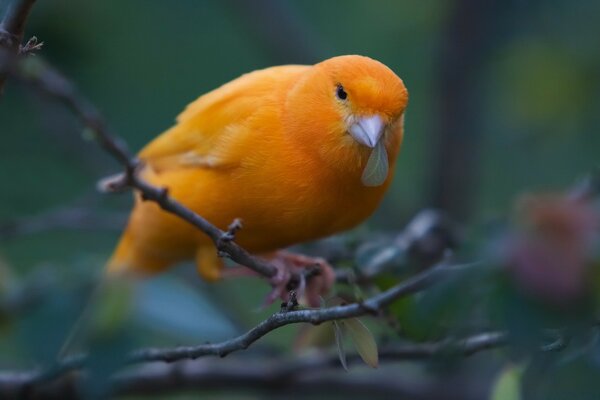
[108,55,408,282]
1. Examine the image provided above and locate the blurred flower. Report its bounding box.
[504,193,599,306]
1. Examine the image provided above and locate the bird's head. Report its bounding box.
[284,55,409,187]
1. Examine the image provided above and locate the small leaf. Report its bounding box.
[490,364,524,400]
[361,140,389,187]
[333,321,348,371]
[345,318,379,368]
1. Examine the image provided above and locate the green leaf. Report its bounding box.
[345,318,379,368]
[333,321,348,371]
[490,364,524,400]
[361,139,389,187]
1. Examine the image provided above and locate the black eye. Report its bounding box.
[336,84,347,100]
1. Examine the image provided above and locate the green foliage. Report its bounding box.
[333,318,379,369]
[344,318,379,368]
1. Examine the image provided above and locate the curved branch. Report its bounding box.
[0,0,35,37]
[1,56,280,279]
[0,0,36,91]
[16,261,449,394]
[114,335,507,399]
[129,262,448,363]
[0,29,480,399]
[0,331,507,399]
[3,329,574,399]
[1,51,463,287]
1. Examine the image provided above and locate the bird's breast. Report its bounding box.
[229,148,391,252]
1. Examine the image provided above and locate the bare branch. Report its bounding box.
[0,0,35,38]
[129,262,448,363]
[1,50,462,288]
[0,22,482,399]
[0,331,507,399]
[5,261,448,396]
[112,360,471,400]
[1,56,281,279]
[0,0,36,91]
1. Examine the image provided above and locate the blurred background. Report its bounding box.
[1,0,600,399]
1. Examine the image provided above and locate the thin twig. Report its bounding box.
[0,358,481,400]
[0,0,36,91]
[112,333,508,399]
[112,361,470,400]
[0,0,35,38]
[0,17,481,398]
[0,55,280,279]
[1,49,463,287]
[128,262,448,363]
[0,330,507,399]
[15,261,449,394]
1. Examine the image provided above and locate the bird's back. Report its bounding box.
[108,64,312,276]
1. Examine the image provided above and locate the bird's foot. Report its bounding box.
[265,251,335,307]
[218,251,335,307]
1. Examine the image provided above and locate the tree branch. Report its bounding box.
[5,260,448,397]
[0,18,480,399]
[0,331,507,399]
[106,337,506,399]
[0,55,281,279]
[112,361,473,400]
[129,261,448,363]
[0,0,35,37]
[0,0,36,92]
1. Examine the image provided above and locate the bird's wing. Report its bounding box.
[138,65,308,173]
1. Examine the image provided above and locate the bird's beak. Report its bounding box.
[349,115,385,148]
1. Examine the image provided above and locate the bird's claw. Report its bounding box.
[264,251,335,307]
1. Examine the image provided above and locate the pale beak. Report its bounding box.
[349,115,385,148]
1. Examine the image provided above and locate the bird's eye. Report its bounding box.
[336,84,348,100]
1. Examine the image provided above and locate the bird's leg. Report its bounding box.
[264,253,294,305]
[217,251,335,307]
[265,250,335,307]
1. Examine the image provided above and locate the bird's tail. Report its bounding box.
[106,227,136,275]
[107,224,175,276]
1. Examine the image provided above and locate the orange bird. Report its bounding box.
[107,55,408,302]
